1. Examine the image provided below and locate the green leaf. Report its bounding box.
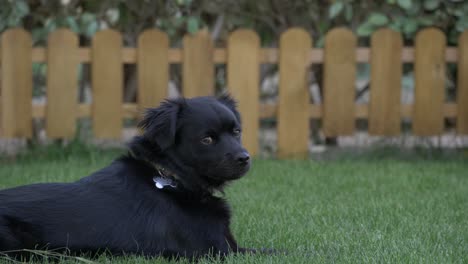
[391,15,405,27]
[448,30,458,45]
[423,0,439,11]
[44,18,57,33]
[177,0,191,5]
[403,19,418,35]
[15,0,30,16]
[402,71,414,91]
[167,28,176,37]
[66,17,80,32]
[79,12,98,37]
[82,0,100,12]
[368,13,389,26]
[329,2,344,19]
[388,23,401,32]
[397,0,412,10]
[406,1,421,15]
[6,0,29,27]
[173,16,185,27]
[316,36,325,48]
[106,8,119,24]
[85,21,98,37]
[318,21,330,34]
[187,16,199,34]
[453,9,464,17]
[357,64,370,80]
[357,22,375,36]
[118,2,130,27]
[344,4,353,22]
[31,28,46,43]
[81,13,95,24]
[456,16,468,32]
[417,16,435,26]
[6,15,19,27]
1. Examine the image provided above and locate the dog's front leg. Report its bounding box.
[224,228,285,256]
[224,228,260,254]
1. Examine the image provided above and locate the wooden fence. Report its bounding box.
[0,27,468,158]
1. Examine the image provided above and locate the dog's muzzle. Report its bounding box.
[235,151,250,167]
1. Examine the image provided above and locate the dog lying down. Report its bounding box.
[0,95,260,259]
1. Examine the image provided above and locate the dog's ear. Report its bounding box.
[217,93,241,121]
[138,99,183,150]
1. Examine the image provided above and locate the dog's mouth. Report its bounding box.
[204,159,251,182]
[227,162,251,180]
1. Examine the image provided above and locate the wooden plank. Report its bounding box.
[30,102,459,120]
[227,29,260,156]
[182,30,214,97]
[457,30,468,134]
[137,30,169,116]
[277,28,311,159]
[369,29,403,135]
[0,28,32,138]
[323,28,357,136]
[413,28,446,136]
[46,29,78,138]
[91,30,123,138]
[11,46,460,64]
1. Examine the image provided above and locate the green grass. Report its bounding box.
[1,145,468,263]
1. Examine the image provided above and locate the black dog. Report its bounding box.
[0,95,252,259]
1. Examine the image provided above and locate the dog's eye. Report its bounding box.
[201,136,213,145]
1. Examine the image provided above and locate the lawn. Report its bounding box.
[1,145,467,263]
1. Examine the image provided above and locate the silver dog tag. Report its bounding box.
[153,176,175,189]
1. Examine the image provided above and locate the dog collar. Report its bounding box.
[153,166,178,190]
[128,149,182,190]
[128,150,214,195]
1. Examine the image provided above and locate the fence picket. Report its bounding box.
[413,28,446,136]
[227,29,260,156]
[369,29,402,135]
[137,30,169,113]
[277,28,311,158]
[46,29,78,138]
[323,28,356,137]
[92,30,123,138]
[457,30,468,134]
[0,28,32,138]
[182,30,214,97]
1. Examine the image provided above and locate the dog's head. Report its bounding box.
[137,94,250,190]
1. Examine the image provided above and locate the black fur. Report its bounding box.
[0,95,253,260]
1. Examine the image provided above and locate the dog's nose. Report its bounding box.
[236,152,250,164]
